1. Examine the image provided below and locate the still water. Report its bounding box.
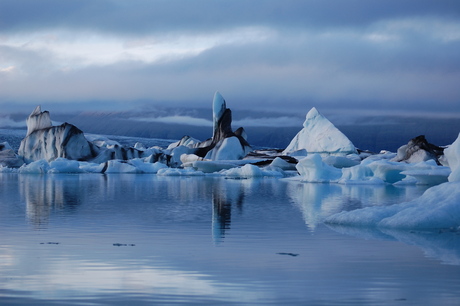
[1,173,460,305]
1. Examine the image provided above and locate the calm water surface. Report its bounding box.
[1,173,460,305]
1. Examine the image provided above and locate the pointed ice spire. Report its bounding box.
[26,105,52,136]
[212,91,226,138]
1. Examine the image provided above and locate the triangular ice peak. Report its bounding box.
[283,107,357,155]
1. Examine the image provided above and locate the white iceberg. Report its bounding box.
[445,132,460,182]
[283,107,357,156]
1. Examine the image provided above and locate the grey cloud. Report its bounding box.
[1,0,460,117]
[1,0,460,35]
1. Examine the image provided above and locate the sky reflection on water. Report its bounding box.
[1,173,460,305]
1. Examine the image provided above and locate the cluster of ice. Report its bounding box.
[295,153,450,185]
[1,93,459,194]
[15,158,169,174]
[2,92,460,231]
[283,107,357,156]
[325,132,460,230]
[325,182,460,229]
[4,92,256,172]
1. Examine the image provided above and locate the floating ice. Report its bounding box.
[48,158,82,173]
[445,132,460,182]
[204,136,250,161]
[18,159,51,174]
[325,182,460,230]
[157,167,205,176]
[283,107,357,156]
[391,135,444,164]
[19,122,94,163]
[221,163,284,178]
[296,154,342,183]
[0,141,24,168]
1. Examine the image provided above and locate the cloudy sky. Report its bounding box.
[1,0,460,119]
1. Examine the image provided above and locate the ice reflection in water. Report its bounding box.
[1,173,460,304]
[287,181,430,230]
[21,174,84,228]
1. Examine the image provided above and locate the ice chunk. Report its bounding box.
[269,157,297,171]
[283,107,357,156]
[103,160,140,173]
[128,159,168,173]
[366,160,407,184]
[221,163,284,178]
[325,182,460,230]
[18,159,51,174]
[445,133,460,182]
[204,136,251,161]
[157,167,205,176]
[401,160,450,185]
[323,155,360,168]
[48,158,82,173]
[296,154,342,183]
[391,135,444,164]
[185,160,236,173]
[0,142,24,168]
[339,164,384,185]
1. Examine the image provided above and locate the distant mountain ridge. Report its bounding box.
[2,110,460,153]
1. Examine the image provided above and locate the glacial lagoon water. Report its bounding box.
[1,173,460,305]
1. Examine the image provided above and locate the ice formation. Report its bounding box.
[0,142,24,168]
[296,154,342,183]
[283,107,357,156]
[19,121,95,163]
[324,133,460,230]
[2,94,459,197]
[444,132,460,182]
[26,106,52,136]
[325,182,460,230]
[391,135,444,165]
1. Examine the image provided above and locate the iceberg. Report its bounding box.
[19,121,95,163]
[391,135,444,165]
[283,107,357,156]
[197,92,251,161]
[176,92,252,163]
[445,132,460,182]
